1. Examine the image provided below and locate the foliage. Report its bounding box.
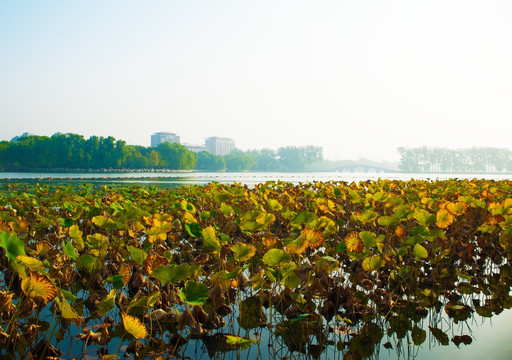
[398,146,512,173]
[156,142,197,170]
[0,178,509,358]
[195,151,226,171]
[0,133,324,172]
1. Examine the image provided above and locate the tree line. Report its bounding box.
[0,133,323,172]
[398,146,512,173]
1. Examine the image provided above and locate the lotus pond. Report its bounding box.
[0,179,511,359]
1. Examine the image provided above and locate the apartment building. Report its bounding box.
[151,132,180,147]
[205,137,235,156]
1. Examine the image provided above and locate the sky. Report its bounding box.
[2,1,512,162]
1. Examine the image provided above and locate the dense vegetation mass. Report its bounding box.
[0,133,323,172]
[0,179,511,358]
[398,146,512,173]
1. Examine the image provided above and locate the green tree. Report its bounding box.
[157,143,196,169]
[277,146,323,171]
[195,151,226,171]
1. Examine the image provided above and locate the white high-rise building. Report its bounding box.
[151,132,180,147]
[205,137,235,156]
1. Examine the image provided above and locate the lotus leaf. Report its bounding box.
[0,232,26,262]
[122,313,147,339]
[262,249,291,267]
[230,243,256,262]
[179,280,209,306]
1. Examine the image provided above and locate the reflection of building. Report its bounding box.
[185,144,208,153]
[151,132,180,147]
[205,137,235,156]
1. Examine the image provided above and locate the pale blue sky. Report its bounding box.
[2,1,512,161]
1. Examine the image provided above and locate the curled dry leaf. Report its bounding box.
[21,272,57,304]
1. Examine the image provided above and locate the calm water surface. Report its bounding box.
[1,171,512,186]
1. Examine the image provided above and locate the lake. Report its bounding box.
[1,171,512,187]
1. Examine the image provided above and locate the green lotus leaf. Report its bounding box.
[127,245,147,266]
[413,209,436,226]
[152,264,191,284]
[17,255,46,273]
[0,232,26,262]
[356,210,378,223]
[291,211,317,225]
[77,254,101,273]
[92,215,117,230]
[127,291,160,311]
[231,243,256,262]
[86,233,109,252]
[68,225,84,250]
[282,269,301,289]
[359,231,377,248]
[106,274,125,290]
[225,335,257,350]
[378,216,399,226]
[255,213,276,226]
[239,220,266,232]
[373,191,387,202]
[63,241,78,260]
[362,256,383,272]
[267,199,283,211]
[220,203,234,216]
[59,217,74,227]
[203,226,221,253]
[413,243,428,259]
[96,289,117,317]
[55,297,82,326]
[185,222,202,238]
[262,249,291,267]
[178,280,209,306]
[411,226,430,237]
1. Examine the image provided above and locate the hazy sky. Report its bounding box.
[2,1,512,161]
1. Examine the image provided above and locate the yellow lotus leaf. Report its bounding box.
[122,313,147,339]
[13,219,29,234]
[119,264,131,286]
[303,228,324,248]
[485,214,505,225]
[263,236,277,248]
[286,235,309,254]
[344,232,363,253]
[35,242,53,255]
[446,202,469,216]
[395,225,405,238]
[436,209,454,229]
[503,198,512,211]
[143,253,168,274]
[21,272,57,304]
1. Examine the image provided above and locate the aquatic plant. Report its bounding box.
[0,179,510,359]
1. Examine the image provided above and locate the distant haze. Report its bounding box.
[2,1,512,162]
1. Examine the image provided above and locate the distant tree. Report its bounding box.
[147,150,161,168]
[277,146,323,171]
[195,151,226,171]
[124,145,148,168]
[398,146,512,173]
[224,151,258,171]
[156,142,197,170]
[252,149,279,171]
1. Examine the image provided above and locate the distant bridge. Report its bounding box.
[329,164,399,173]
